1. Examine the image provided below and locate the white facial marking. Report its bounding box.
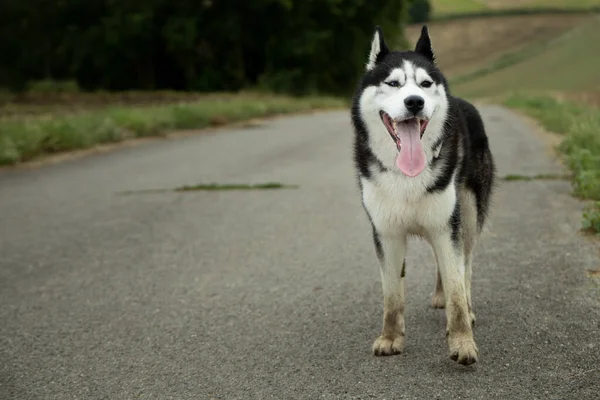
[402,61,415,83]
[386,69,406,86]
[359,59,449,173]
[416,68,434,86]
[373,62,436,122]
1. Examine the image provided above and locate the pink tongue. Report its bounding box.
[395,120,426,177]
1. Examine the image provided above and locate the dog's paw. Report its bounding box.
[372,334,404,356]
[448,335,479,366]
[431,292,445,309]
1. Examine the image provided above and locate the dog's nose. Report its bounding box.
[404,95,425,114]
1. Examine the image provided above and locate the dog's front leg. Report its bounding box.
[430,231,478,365]
[372,234,407,356]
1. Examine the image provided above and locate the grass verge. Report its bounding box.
[0,94,346,166]
[503,93,600,233]
[502,173,571,181]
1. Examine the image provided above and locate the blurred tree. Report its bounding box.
[408,0,431,23]
[0,0,410,95]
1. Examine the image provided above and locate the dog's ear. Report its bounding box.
[366,26,389,71]
[415,25,435,63]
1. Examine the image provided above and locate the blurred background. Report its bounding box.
[1,0,600,192]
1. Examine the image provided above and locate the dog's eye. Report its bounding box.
[420,80,433,88]
[385,80,400,88]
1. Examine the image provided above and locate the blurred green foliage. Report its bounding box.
[408,0,432,23]
[0,0,411,95]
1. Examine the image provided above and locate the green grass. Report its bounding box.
[454,17,600,98]
[0,94,345,166]
[503,93,600,233]
[502,173,571,181]
[582,202,600,233]
[503,94,590,134]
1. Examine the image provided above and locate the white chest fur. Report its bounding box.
[361,171,456,237]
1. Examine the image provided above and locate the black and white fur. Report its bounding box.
[351,25,496,365]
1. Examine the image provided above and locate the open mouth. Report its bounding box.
[379,111,428,177]
[379,111,428,152]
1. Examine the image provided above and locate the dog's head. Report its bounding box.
[355,25,449,177]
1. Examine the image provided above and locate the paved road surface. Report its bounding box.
[1,107,599,399]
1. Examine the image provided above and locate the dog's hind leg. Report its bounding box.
[430,222,479,365]
[461,190,479,327]
[464,250,476,327]
[372,232,407,356]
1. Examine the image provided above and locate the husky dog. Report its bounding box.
[350,25,496,365]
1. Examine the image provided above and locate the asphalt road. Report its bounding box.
[1,106,599,400]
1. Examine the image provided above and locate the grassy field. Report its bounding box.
[430,0,600,18]
[404,13,592,77]
[0,93,345,166]
[0,90,233,119]
[452,16,600,100]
